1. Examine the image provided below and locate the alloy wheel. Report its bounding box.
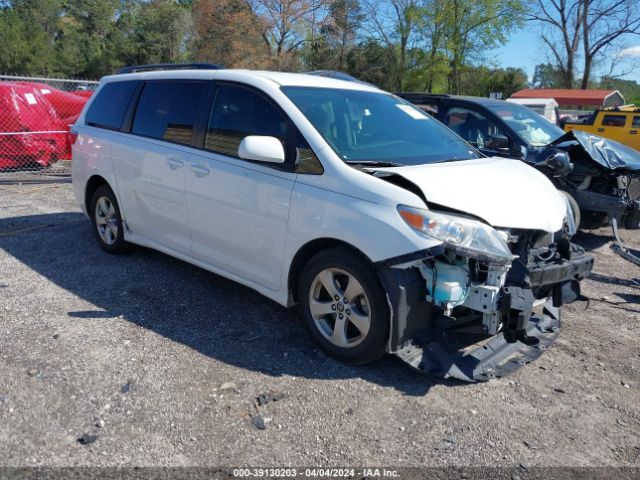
[308,268,371,348]
[94,196,118,245]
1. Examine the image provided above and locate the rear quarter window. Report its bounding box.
[85,81,140,130]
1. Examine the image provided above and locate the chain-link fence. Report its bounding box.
[0,75,98,181]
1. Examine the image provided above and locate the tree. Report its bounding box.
[300,0,363,71]
[327,0,363,70]
[528,0,640,89]
[597,75,640,104]
[192,0,268,68]
[579,0,640,88]
[361,0,423,90]
[247,0,330,70]
[346,39,397,89]
[134,0,193,64]
[527,0,583,88]
[0,0,62,75]
[55,0,121,78]
[460,66,528,96]
[415,0,448,92]
[531,62,564,88]
[441,0,525,94]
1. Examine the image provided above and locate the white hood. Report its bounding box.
[383,157,566,232]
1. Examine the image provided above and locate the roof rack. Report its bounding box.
[396,92,451,99]
[394,92,451,104]
[117,63,224,74]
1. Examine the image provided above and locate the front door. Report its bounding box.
[441,105,514,158]
[186,83,296,290]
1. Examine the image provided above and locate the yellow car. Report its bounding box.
[563,105,640,151]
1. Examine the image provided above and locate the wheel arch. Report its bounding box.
[287,238,374,305]
[84,175,110,214]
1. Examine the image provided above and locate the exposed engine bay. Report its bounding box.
[377,229,593,382]
[364,165,594,381]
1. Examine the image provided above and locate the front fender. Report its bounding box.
[282,182,442,270]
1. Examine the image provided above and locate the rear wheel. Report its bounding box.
[90,184,131,254]
[297,247,388,365]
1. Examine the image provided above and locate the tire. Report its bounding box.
[297,247,388,365]
[580,211,608,230]
[623,211,640,230]
[90,184,131,254]
[560,190,581,230]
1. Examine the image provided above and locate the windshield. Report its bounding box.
[486,102,564,147]
[282,87,479,166]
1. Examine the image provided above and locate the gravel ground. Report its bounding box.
[0,179,639,468]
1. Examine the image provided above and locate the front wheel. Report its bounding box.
[297,247,388,365]
[560,190,581,230]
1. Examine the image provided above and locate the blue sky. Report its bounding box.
[495,29,640,83]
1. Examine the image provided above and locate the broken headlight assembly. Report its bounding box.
[397,205,514,264]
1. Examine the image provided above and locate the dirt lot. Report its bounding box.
[0,179,639,469]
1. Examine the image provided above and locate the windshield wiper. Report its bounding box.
[345,160,403,167]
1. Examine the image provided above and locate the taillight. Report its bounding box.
[69,130,78,145]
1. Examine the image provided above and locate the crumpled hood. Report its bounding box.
[548,130,640,171]
[382,157,567,232]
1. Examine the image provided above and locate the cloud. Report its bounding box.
[618,45,640,58]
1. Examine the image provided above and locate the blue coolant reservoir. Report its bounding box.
[425,260,469,308]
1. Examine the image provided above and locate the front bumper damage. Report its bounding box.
[378,243,593,382]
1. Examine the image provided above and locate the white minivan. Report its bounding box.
[72,66,593,381]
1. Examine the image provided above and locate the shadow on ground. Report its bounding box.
[0,212,467,396]
[572,230,613,251]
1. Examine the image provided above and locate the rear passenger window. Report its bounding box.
[85,81,139,130]
[132,81,207,145]
[633,116,640,128]
[205,84,287,157]
[602,114,626,127]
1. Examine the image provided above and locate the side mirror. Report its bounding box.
[238,136,285,164]
[485,134,509,150]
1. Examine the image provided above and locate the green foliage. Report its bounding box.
[460,66,528,97]
[0,0,193,78]
[439,0,525,93]
[597,76,640,106]
[531,63,564,89]
[345,40,397,91]
[0,0,533,99]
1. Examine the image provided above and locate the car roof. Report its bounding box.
[451,96,510,107]
[397,92,510,108]
[100,69,381,92]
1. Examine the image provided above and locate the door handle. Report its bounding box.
[597,128,604,132]
[190,164,211,177]
[167,157,184,169]
[630,130,638,135]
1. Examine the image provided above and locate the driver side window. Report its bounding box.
[444,107,506,149]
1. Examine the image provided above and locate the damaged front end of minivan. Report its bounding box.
[376,206,593,382]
